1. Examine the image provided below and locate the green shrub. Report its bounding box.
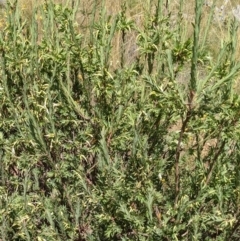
[1,0,240,240]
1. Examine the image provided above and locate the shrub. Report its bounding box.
[1,0,240,240]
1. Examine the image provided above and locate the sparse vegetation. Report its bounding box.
[1,0,240,240]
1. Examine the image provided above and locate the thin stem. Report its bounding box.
[205,140,225,186]
[190,0,204,91]
[174,109,192,207]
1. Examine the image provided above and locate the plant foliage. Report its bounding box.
[1,0,240,240]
